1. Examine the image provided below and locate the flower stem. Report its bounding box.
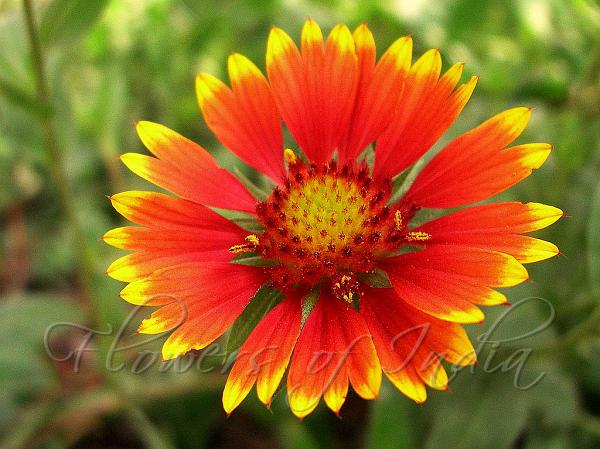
[21,0,123,381]
[122,404,177,449]
[22,0,96,315]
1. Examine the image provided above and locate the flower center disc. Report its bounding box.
[256,160,396,290]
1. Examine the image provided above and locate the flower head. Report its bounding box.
[104,19,562,418]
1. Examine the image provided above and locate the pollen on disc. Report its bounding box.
[255,159,402,290]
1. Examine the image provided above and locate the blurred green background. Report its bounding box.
[1,0,600,448]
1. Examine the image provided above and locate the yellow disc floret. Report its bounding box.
[255,160,401,289]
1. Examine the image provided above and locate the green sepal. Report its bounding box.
[226,285,284,357]
[359,268,392,288]
[301,287,320,327]
[230,252,277,267]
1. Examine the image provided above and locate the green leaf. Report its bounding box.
[522,358,579,427]
[226,286,284,356]
[523,431,573,449]
[0,295,85,435]
[39,0,110,46]
[301,287,320,326]
[233,167,271,201]
[425,371,530,449]
[212,209,264,233]
[425,338,579,449]
[0,77,49,117]
[0,294,83,346]
[359,268,392,288]
[388,157,425,205]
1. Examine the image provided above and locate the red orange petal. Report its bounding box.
[352,23,376,89]
[102,226,242,254]
[148,264,264,360]
[388,245,529,287]
[374,53,478,179]
[125,122,256,212]
[106,251,226,283]
[417,202,563,235]
[160,300,244,360]
[361,288,428,402]
[120,262,263,308]
[401,108,545,208]
[424,234,559,264]
[223,296,301,413]
[196,53,284,182]
[382,246,528,322]
[287,294,381,418]
[267,20,358,164]
[361,286,476,400]
[109,191,248,237]
[339,35,412,162]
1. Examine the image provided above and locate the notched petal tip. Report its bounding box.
[327,23,355,53]
[134,120,164,141]
[412,48,442,76]
[385,35,413,70]
[513,142,552,169]
[195,72,226,107]
[468,75,480,86]
[227,52,244,68]
[352,22,375,47]
[508,106,533,124]
[302,16,323,41]
[100,230,111,242]
[267,26,295,55]
[414,396,426,405]
[449,308,486,324]
[118,283,135,301]
[161,338,195,361]
[222,383,250,417]
[493,249,531,283]
[227,52,265,84]
[354,21,369,32]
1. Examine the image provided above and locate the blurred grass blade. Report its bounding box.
[123,404,176,449]
[226,285,284,356]
[39,0,110,46]
[589,179,600,293]
[0,400,59,449]
[0,77,49,117]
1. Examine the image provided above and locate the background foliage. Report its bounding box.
[1,0,600,448]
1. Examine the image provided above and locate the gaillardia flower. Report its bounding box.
[104,19,562,418]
